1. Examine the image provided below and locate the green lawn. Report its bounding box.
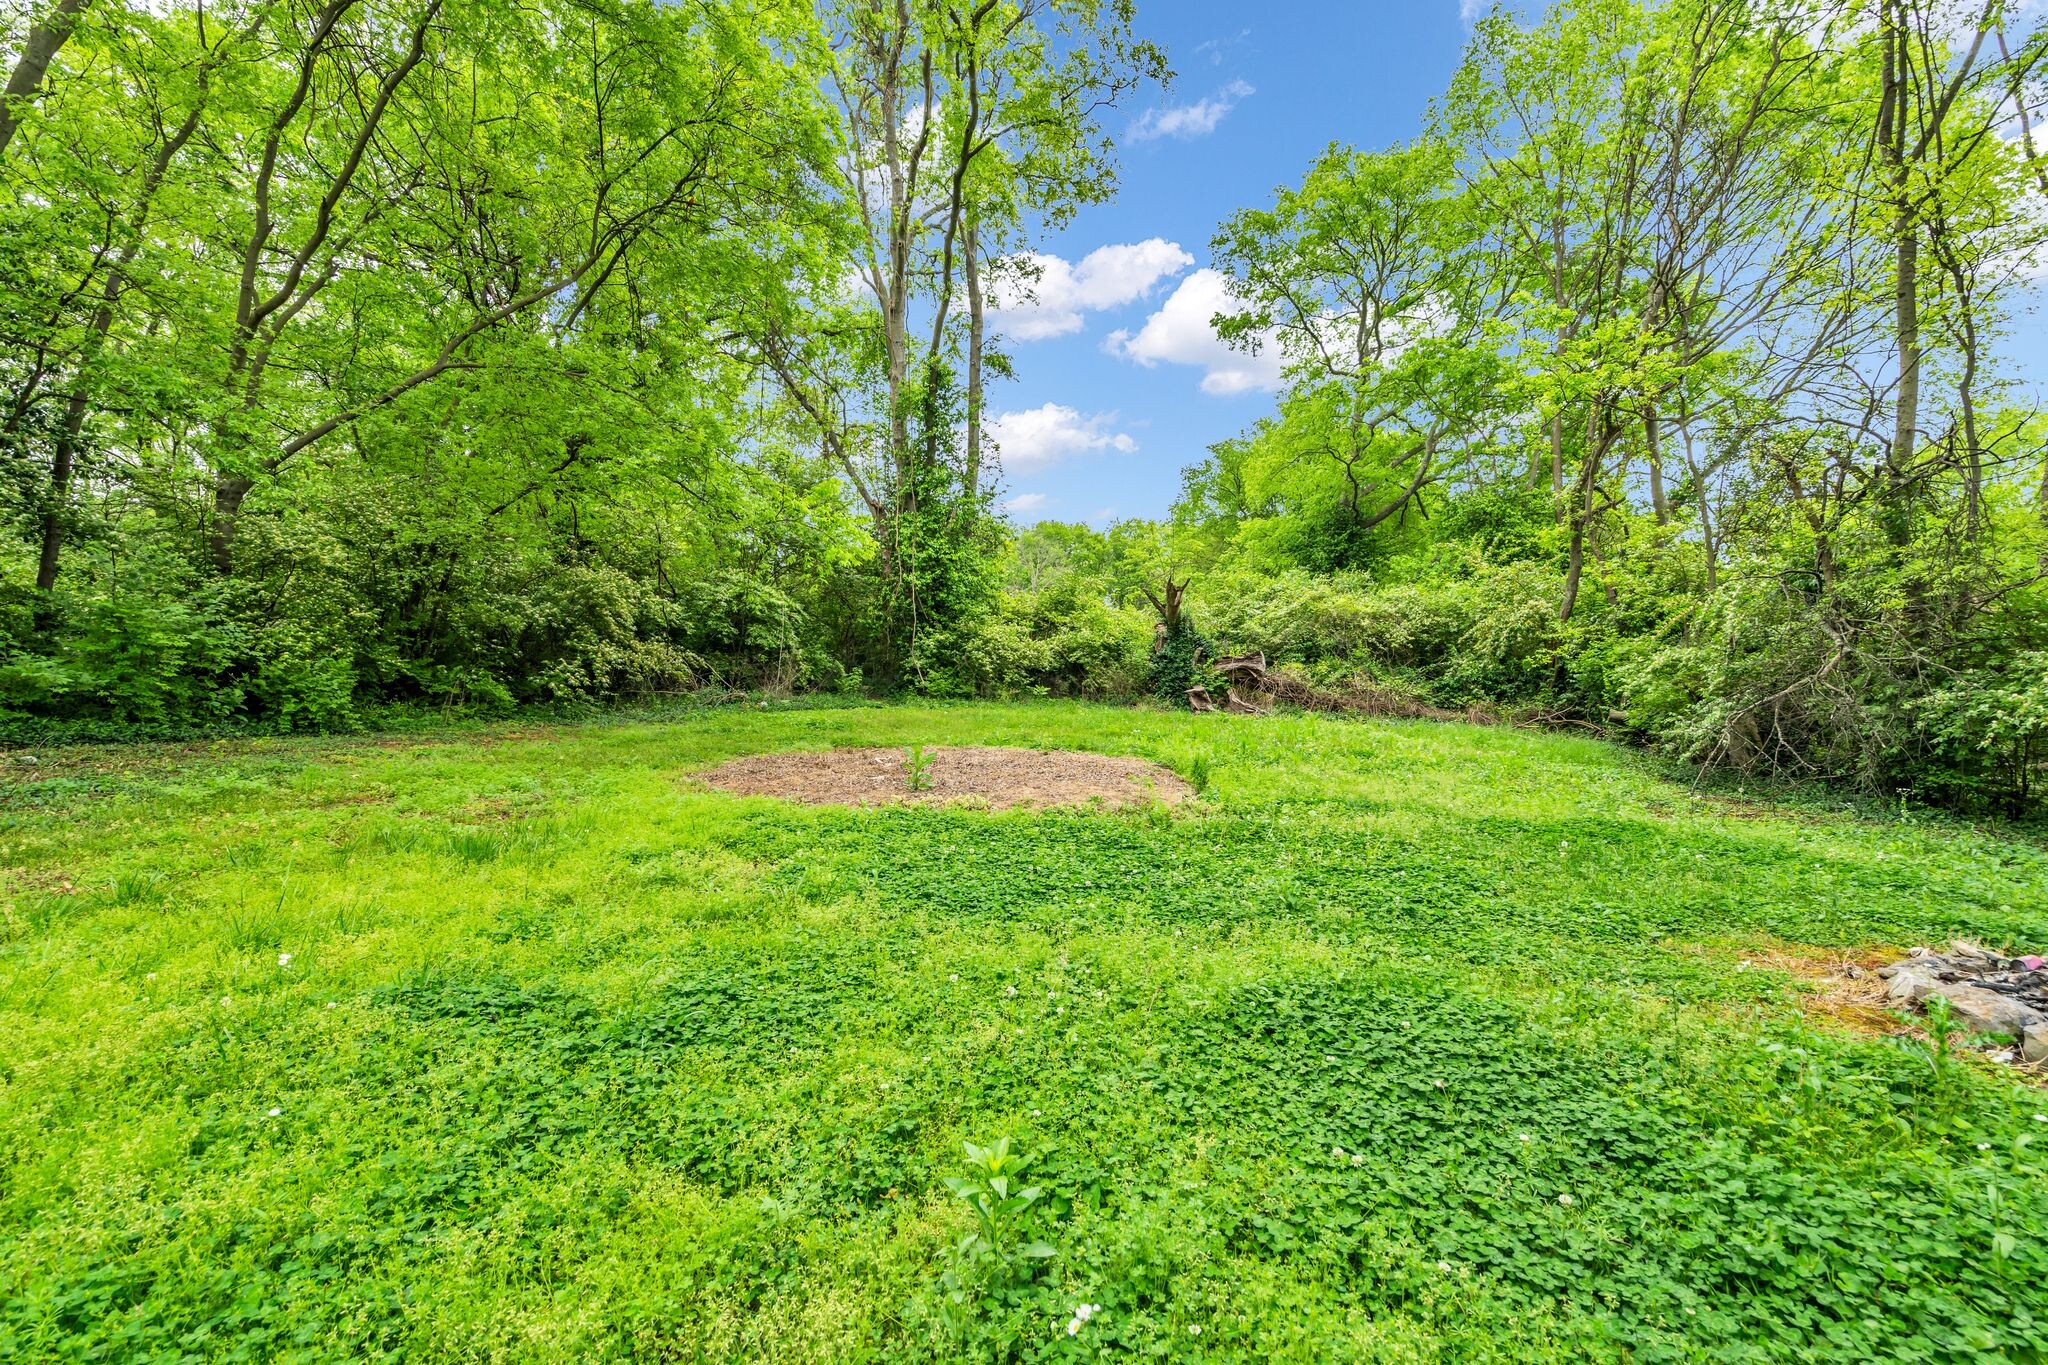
[4,702,2048,1362]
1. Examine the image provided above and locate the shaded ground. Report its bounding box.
[696,744,1191,810]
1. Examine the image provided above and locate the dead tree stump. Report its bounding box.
[1225,687,1267,715]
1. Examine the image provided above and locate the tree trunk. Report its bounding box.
[0,0,91,157]
[1697,480,1718,592]
[1559,415,1617,623]
[1548,413,1564,494]
[1888,224,1921,544]
[211,475,254,573]
[34,390,88,590]
[1957,307,1982,536]
[33,92,205,589]
[1561,522,1587,622]
[963,215,985,502]
[1881,0,1920,550]
[1645,409,1669,524]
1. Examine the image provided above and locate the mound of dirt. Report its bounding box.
[696,746,1192,811]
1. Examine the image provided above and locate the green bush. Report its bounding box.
[919,590,1152,701]
[1148,618,1217,708]
[1917,653,2048,815]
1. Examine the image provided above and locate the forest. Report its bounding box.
[4,0,2048,816]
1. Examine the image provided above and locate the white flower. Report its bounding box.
[1067,1321,1080,1336]
[2035,1114,2048,1124]
[1005,985,1019,997]
[1433,1079,1446,1089]
[278,952,292,967]
[1437,1260,1452,1272]
[1518,1134,1532,1143]
[145,972,156,981]
[1558,1193,1575,1207]
[949,974,959,982]
[1332,1146,1345,1157]
[1188,1324,1202,1336]
[1978,1142,1993,1151]
[219,997,231,1007]
[325,1002,337,1009]
[1031,1109,1042,1117]
[1350,1153,1365,1167]
[268,1107,282,1117]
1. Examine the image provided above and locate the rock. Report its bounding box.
[2025,1025,2048,1066]
[1885,968,1942,1004]
[1932,983,2043,1038]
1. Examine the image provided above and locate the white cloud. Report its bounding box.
[988,404,1139,474]
[1002,492,1049,515]
[1104,269,1284,396]
[1192,29,1250,68]
[1460,0,1487,22]
[1131,80,1254,142]
[988,240,1193,341]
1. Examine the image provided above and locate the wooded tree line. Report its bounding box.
[0,0,1153,723]
[1080,0,2048,814]
[5,0,2048,815]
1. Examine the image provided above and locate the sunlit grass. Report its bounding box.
[2,701,2046,1361]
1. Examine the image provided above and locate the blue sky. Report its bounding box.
[984,1,1478,527]
[984,0,2048,528]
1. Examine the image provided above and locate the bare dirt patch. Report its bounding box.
[696,746,1192,811]
[1679,940,1903,1033]
[1746,942,1903,1033]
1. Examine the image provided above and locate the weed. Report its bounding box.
[905,744,935,793]
[222,907,276,952]
[1893,990,1962,1096]
[445,827,504,863]
[936,1137,1056,1331]
[109,870,164,905]
[367,822,425,855]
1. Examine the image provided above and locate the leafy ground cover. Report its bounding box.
[3,701,2048,1362]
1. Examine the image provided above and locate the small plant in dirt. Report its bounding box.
[905,743,936,792]
[935,1137,1056,1331]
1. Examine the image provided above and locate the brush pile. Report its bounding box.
[1185,652,1492,725]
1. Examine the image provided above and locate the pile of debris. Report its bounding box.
[1880,942,2048,1063]
[1185,652,1490,724]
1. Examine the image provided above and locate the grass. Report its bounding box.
[2,700,2047,1362]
